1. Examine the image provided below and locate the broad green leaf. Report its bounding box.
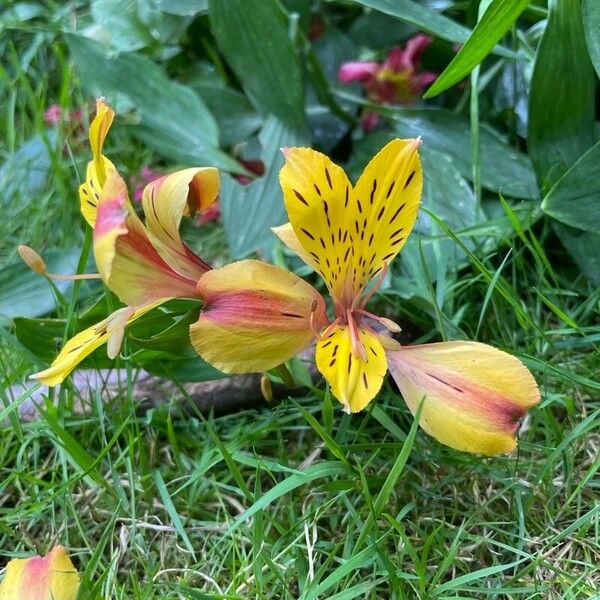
[0,129,57,207]
[391,109,538,199]
[528,0,599,284]
[424,0,530,98]
[582,0,600,79]
[193,82,262,147]
[541,141,600,234]
[0,249,83,318]
[67,34,242,173]
[220,117,308,258]
[347,0,513,56]
[209,0,306,130]
[528,0,595,190]
[151,0,208,17]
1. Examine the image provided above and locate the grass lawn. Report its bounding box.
[0,1,599,598]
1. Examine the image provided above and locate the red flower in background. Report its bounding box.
[338,34,437,131]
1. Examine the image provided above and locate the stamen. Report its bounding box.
[319,317,341,340]
[19,245,102,281]
[346,308,367,361]
[355,262,388,309]
[353,308,401,333]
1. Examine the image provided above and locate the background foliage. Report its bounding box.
[0,0,598,598]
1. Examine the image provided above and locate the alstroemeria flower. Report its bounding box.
[191,139,540,454]
[0,545,80,600]
[338,34,437,131]
[33,100,219,386]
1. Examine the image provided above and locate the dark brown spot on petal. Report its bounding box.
[404,170,416,189]
[344,247,351,262]
[362,373,369,389]
[390,228,404,238]
[321,340,332,348]
[329,358,337,367]
[332,344,339,357]
[310,251,320,263]
[377,206,385,221]
[370,180,377,204]
[347,354,353,374]
[425,372,464,393]
[386,180,396,198]
[320,237,326,249]
[314,183,321,196]
[357,199,363,214]
[389,202,406,223]
[344,185,349,208]
[281,312,304,318]
[368,233,374,246]
[325,167,333,190]
[294,190,309,206]
[382,252,394,261]
[301,227,315,240]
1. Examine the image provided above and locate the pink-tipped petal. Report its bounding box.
[387,341,540,455]
[338,61,380,84]
[0,545,80,600]
[191,260,327,374]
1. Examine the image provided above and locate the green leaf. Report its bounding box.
[220,117,308,258]
[387,109,537,199]
[582,0,600,79]
[0,130,57,208]
[0,249,83,319]
[193,83,262,147]
[67,34,242,173]
[541,141,600,234]
[347,0,513,56]
[528,0,599,284]
[424,0,530,98]
[528,0,595,190]
[209,0,306,130]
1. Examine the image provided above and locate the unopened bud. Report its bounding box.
[260,375,274,403]
[18,245,47,275]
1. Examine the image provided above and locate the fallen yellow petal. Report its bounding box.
[0,545,80,600]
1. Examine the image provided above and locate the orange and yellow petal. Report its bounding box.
[32,302,165,387]
[79,99,117,227]
[279,139,422,307]
[387,341,541,455]
[190,260,327,373]
[93,171,202,306]
[141,167,219,279]
[0,545,79,600]
[316,325,388,413]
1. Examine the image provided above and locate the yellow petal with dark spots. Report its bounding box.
[316,325,388,413]
[32,302,165,387]
[279,139,422,307]
[387,341,541,455]
[79,99,117,227]
[191,260,327,373]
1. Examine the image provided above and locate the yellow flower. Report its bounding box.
[191,140,540,454]
[0,546,80,600]
[33,100,219,386]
